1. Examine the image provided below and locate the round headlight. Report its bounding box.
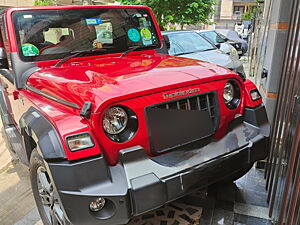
[223,82,234,104]
[103,107,128,135]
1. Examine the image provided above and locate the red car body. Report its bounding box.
[0,5,269,225]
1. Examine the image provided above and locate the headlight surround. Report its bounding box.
[223,81,241,109]
[102,106,138,143]
[103,107,128,135]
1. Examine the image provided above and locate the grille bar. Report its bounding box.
[153,92,218,130]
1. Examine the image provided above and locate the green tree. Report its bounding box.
[117,0,215,29]
[34,0,56,6]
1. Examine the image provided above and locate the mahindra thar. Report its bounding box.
[0,5,269,225]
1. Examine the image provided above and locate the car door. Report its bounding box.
[0,24,21,129]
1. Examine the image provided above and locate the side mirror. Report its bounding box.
[0,47,8,69]
[215,43,221,49]
[163,35,170,50]
[224,37,229,42]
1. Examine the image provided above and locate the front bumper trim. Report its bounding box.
[48,105,270,225]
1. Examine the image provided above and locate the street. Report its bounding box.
[0,125,41,225]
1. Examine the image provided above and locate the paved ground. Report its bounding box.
[0,125,42,225]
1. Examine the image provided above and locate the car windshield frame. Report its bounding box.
[166,32,216,56]
[12,7,161,62]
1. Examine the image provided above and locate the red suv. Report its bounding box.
[0,5,269,225]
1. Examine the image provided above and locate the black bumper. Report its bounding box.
[48,105,270,225]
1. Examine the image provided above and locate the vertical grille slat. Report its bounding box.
[177,101,180,110]
[197,96,201,110]
[206,94,212,117]
[187,99,191,110]
[152,92,218,130]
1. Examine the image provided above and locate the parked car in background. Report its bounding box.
[216,29,248,56]
[162,31,246,79]
[195,30,239,60]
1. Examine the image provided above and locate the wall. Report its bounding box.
[0,0,34,6]
[0,0,115,6]
[253,0,292,123]
[220,0,234,20]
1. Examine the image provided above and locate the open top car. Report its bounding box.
[0,5,269,225]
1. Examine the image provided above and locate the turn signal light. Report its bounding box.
[66,133,94,152]
[250,89,261,101]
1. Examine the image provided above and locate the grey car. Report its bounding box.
[216,29,248,55]
[162,31,245,79]
[195,30,240,60]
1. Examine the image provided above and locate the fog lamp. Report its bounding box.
[66,133,94,152]
[89,197,106,212]
[250,89,261,101]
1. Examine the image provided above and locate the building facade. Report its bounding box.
[214,0,257,29]
[0,0,114,7]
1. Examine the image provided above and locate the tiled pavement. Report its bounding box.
[196,167,272,225]
[125,167,272,225]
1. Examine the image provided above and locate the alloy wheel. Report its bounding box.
[36,166,68,225]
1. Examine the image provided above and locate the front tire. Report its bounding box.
[30,149,70,225]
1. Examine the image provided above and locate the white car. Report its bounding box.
[162,31,246,79]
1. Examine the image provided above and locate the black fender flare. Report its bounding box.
[20,107,67,162]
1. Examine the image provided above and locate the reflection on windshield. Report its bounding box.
[13,8,160,62]
[167,32,216,56]
[201,31,224,44]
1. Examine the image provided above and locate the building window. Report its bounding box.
[233,5,245,16]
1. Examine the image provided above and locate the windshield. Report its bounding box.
[200,31,224,44]
[217,30,241,41]
[12,8,160,62]
[167,32,216,56]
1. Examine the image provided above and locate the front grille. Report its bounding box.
[145,92,219,153]
[152,92,218,130]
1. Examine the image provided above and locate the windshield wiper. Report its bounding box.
[120,44,157,58]
[55,49,108,67]
[175,50,202,56]
[175,48,216,56]
[201,48,217,52]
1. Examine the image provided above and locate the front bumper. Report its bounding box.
[48,105,270,225]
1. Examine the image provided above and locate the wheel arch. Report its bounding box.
[20,107,67,163]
